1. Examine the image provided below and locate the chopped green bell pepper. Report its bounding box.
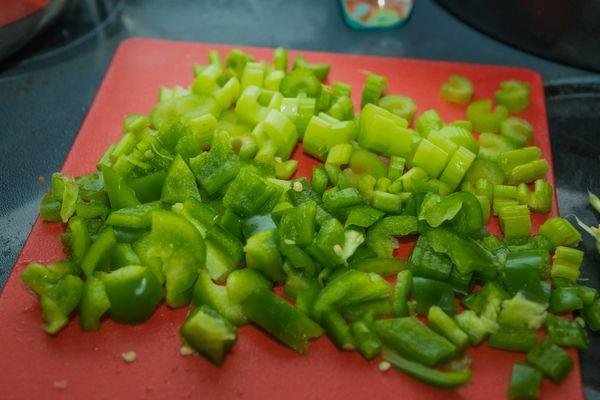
[180,305,238,366]
[374,317,457,367]
[242,288,324,353]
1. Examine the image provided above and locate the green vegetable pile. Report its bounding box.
[21,48,599,397]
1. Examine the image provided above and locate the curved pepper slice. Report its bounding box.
[382,348,472,389]
[418,191,483,236]
[366,215,418,258]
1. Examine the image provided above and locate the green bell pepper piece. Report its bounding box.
[100,265,163,324]
[345,206,384,229]
[278,200,317,247]
[549,286,584,314]
[245,230,285,282]
[161,154,201,204]
[418,191,484,236]
[503,250,550,304]
[408,235,453,281]
[79,276,111,331]
[507,363,543,400]
[582,299,600,331]
[545,314,588,349]
[454,310,497,346]
[81,228,117,278]
[391,270,412,317]
[105,201,161,229]
[425,227,499,276]
[222,168,283,216]
[21,263,84,334]
[110,243,142,269]
[498,293,547,330]
[526,339,573,382]
[242,288,324,353]
[66,216,90,262]
[341,298,391,321]
[412,276,457,316]
[312,269,390,322]
[39,192,62,221]
[126,170,166,203]
[101,166,140,210]
[192,270,246,325]
[366,215,418,258]
[144,210,206,306]
[311,166,329,195]
[180,305,238,366]
[350,317,382,360]
[428,305,470,351]
[349,257,406,276]
[374,317,457,367]
[226,268,271,305]
[321,310,355,350]
[382,348,472,389]
[462,281,508,315]
[488,326,537,352]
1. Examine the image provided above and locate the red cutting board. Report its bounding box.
[0,38,583,400]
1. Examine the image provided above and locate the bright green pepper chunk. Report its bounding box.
[180,305,238,366]
[488,326,537,352]
[382,348,472,389]
[374,317,457,367]
[507,363,543,399]
[412,276,457,316]
[366,215,418,258]
[545,314,588,349]
[243,288,324,353]
[79,276,111,331]
[21,263,84,334]
[527,339,573,382]
[425,227,499,276]
[244,230,284,282]
[100,265,163,324]
[101,166,140,210]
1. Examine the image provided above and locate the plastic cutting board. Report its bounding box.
[0,38,583,400]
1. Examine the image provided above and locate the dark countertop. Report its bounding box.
[0,0,598,397]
